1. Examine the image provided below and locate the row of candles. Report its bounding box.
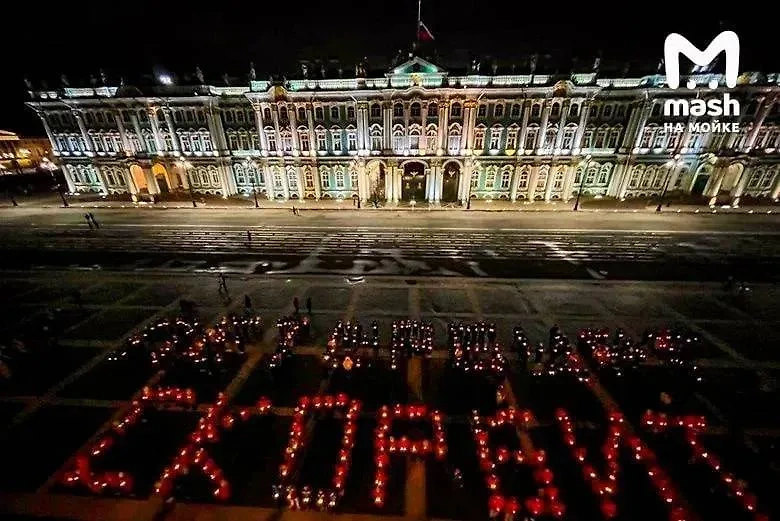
[390,320,434,369]
[642,411,768,521]
[276,394,362,510]
[372,403,447,507]
[449,322,507,376]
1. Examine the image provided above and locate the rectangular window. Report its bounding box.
[330,106,339,120]
[267,133,277,152]
[494,104,505,118]
[506,130,518,150]
[300,133,310,151]
[335,171,345,188]
[477,104,487,117]
[281,134,293,152]
[518,173,528,189]
[485,170,496,189]
[347,132,357,151]
[305,171,314,188]
[331,131,342,152]
[321,172,331,188]
[470,171,479,189]
[500,171,511,188]
[274,173,283,190]
[371,134,382,150]
[490,129,501,150]
[315,107,324,120]
[350,170,358,188]
[474,131,485,151]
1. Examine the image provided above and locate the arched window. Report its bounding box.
[330,127,342,152]
[629,165,644,188]
[490,126,503,150]
[531,104,541,118]
[191,129,202,152]
[428,103,438,116]
[553,170,564,189]
[594,126,608,148]
[370,103,381,118]
[287,167,298,190]
[641,166,655,188]
[330,106,340,120]
[265,127,277,152]
[236,110,245,123]
[607,126,622,148]
[569,103,579,118]
[582,125,594,149]
[585,164,598,185]
[500,167,512,189]
[234,163,246,185]
[640,125,656,148]
[393,103,403,117]
[653,128,667,149]
[510,103,522,118]
[200,129,212,152]
[346,126,357,151]
[477,104,487,118]
[238,129,249,151]
[494,103,505,118]
[562,125,577,150]
[536,166,548,191]
[426,125,438,152]
[263,108,272,121]
[298,126,310,152]
[517,169,529,189]
[279,107,288,120]
[551,102,561,117]
[347,106,355,120]
[597,163,612,184]
[448,124,461,152]
[485,166,497,189]
[474,126,486,151]
[297,107,306,121]
[411,102,421,117]
[280,129,293,152]
[392,125,405,151]
[525,125,539,149]
[408,125,421,150]
[543,125,557,148]
[370,125,383,151]
[450,102,462,118]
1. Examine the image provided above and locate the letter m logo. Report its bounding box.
[664,31,739,89]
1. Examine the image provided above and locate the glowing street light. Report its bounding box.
[158,74,173,86]
[175,158,197,208]
[573,154,592,211]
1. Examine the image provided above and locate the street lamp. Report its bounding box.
[176,158,197,208]
[656,153,681,212]
[466,164,475,210]
[243,158,260,208]
[41,158,67,208]
[573,154,591,211]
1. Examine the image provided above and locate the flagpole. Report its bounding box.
[416,0,421,43]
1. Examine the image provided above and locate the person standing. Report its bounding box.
[88,213,99,229]
[84,214,93,230]
[246,230,252,245]
[293,296,300,314]
[306,296,312,314]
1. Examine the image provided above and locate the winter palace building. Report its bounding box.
[25,55,780,206]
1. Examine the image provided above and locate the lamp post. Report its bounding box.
[465,163,475,210]
[573,154,591,211]
[656,153,681,213]
[243,158,260,208]
[176,159,197,208]
[41,158,67,207]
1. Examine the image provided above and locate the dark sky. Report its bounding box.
[3,0,775,135]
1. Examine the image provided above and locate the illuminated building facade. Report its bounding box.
[0,130,52,173]
[25,56,780,205]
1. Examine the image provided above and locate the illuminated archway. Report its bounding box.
[721,162,744,192]
[401,161,426,202]
[366,160,386,201]
[129,165,147,193]
[441,160,461,203]
[152,163,171,193]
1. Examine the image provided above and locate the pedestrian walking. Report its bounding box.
[306,296,312,314]
[84,214,94,230]
[293,296,300,314]
[291,205,296,215]
[247,230,252,244]
[217,273,229,298]
[88,213,99,228]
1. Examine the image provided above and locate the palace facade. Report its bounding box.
[25,56,780,206]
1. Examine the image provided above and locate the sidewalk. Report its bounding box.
[1,192,778,214]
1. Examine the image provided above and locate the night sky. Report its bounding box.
[3,0,775,135]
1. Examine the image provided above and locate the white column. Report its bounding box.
[147,108,165,154]
[264,165,276,199]
[510,164,521,201]
[306,105,316,158]
[162,108,180,154]
[554,101,569,151]
[73,111,93,152]
[37,112,58,153]
[207,107,228,152]
[123,167,137,195]
[562,164,576,202]
[544,166,555,202]
[288,104,300,154]
[744,96,775,151]
[536,100,551,151]
[437,100,449,154]
[271,107,283,157]
[312,165,322,200]
[253,105,269,153]
[357,102,369,153]
[526,166,540,200]
[573,99,590,153]
[517,100,531,154]
[383,102,392,151]
[130,112,145,152]
[114,113,131,153]
[617,161,633,199]
[631,101,653,149]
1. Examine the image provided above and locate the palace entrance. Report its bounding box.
[401,162,426,202]
[129,165,148,193]
[442,162,460,203]
[691,174,709,196]
[367,161,386,202]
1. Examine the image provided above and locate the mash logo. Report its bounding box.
[662,31,741,129]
